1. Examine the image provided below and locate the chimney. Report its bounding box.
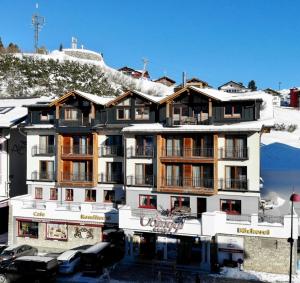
[182,72,186,87]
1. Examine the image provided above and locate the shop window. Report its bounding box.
[171,196,190,211]
[65,189,73,201]
[35,187,43,199]
[18,221,38,238]
[85,189,96,202]
[46,223,68,240]
[139,195,157,209]
[220,199,241,215]
[135,107,149,120]
[104,190,115,202]
[50,188,58,200]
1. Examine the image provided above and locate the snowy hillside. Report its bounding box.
[0,49,173,98]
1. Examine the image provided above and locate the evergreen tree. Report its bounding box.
[59,43,63,51]
[6,43,20,53]
[0,37,5,54]
[248,80,257,91]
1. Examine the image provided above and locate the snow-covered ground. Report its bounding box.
[261,106,300,215]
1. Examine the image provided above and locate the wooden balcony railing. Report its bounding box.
[127,175,154,186]
[219,147,248,160]
[55,119,91,127]
[31,145,55,156]
[161,147,214,158]
[219,178,248,191]
[99,145,123,157]
[61,145,93,156]
[127,146,154,158]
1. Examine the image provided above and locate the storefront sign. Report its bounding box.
[80,214,109,221]
[237,228,270,235]
[33,211,45,217]
[140,216,184,234]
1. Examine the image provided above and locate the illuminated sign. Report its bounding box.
[237,228,270,235]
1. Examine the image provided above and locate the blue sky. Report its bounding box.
[0,0,299,90]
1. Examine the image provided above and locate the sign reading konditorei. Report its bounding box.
[80,214,110,221]
[237,228,270,235]
[140,216,184,233]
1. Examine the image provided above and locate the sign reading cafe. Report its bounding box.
[140,216,184,234]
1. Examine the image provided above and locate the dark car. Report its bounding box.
[0,245,38,268]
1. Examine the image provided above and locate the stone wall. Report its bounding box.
[243,236,297,274]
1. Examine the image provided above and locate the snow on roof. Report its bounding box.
[0,97,50,128]
[132,90,168,103]
[82,242,110,254]
[57,250,80,261]
[16,256,55,263]
[74,90,115,105]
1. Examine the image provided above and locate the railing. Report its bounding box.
[226,214,251,222]
[22,200,46,209]
[31,145,55,156]
[98,173,123,184]
[220,179,248,191]
[127,175,154,186]
[127,146,154,158]
[258,214,284,224]
[61,173,93,182]
[56,119,91,127]
[56,202,81,211]
[99,145,123,157]
[161,147,214,158]
[31,171,55,181]
[219,147,248,160]
[171,116,210,126]
[61,145,93,156]
[162,177,214,189]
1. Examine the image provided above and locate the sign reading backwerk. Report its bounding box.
[237,228,270,235]
[140,216,184,234]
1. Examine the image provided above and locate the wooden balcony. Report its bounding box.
[219,147,248,160]
[60,172,94,187]
[31,145,55,156]
[61,145,93,159]
[158,177,215,195]
[160,147,214,163]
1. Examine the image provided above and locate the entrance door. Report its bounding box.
[197,198,207,218]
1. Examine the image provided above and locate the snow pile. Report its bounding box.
[216,267,300,283]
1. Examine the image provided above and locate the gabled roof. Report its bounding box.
[154,76,176,84]
[264,88,281,96]
[49,90,115,107]
[105,90,163,106]
[175,77,209,89]
[218,80,246,89]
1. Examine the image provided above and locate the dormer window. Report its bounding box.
[40,111,50,121]
[224,104,241,118]
[135,107,149,120]
[117,108,130,120]
[65,108,78,120]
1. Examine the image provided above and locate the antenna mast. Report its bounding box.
[32,3,45,53]
[141,58,149,79]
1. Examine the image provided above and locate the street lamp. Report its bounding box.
[289,193,300,283]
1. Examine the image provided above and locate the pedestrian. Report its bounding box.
[157,270,162,283]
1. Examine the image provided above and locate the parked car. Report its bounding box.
[5,256,58,283]
[57,250,81,274]
[70,244,92,252]
[0,245,38,267]
[0,245,7,255]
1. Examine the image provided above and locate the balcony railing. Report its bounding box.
[99,145,123,157]
[56,119,91,127]
[219,147,248,160]
[31,171,55,182]
[162,177,214,189]
[61,173,93,182]
[61,145,93,156]
[31,145,55,156]
[220,179,248,191]
[226,214,251,222]
[168,116,210,126]
[161,147,214,158]
[258,214,284,224]
[99,173,123,184]
[127,146,154,158]
[127,175,154,186]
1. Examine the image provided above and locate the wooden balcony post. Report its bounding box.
[213,134,218,194]
[93,133,98,186]
[156,134,162,190]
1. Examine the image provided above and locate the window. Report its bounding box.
[166,137,183,156]
[135,164,153,185]
[104,190,115,202]
[39,160,54,180]
[173,105,189,124]
[225,166,247,190]
[171,196,190,210]
[225,136,247,159]
[85,189,96,202]
[224,104,242,118]
[117,98,131,106]
[165,164,182,186]
[65,189,73,201]
[136,136,153,156]
[73,136,91,154]
[72,161,90,181]
[135,107,149,120]
[117,108,130,120]
[65,108,78,120]
[39,135,55,155]
[35,187,43,199]
[139,195,157,209]
[18,221,38,238]
[106,162,122,183]
[40,110,50,121]
[220,199,241,215]
[50,188,58,200]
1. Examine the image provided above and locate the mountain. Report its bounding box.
[0,48,172,98]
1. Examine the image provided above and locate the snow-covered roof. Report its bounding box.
[0,97,51,128]
[74,90,115,105]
